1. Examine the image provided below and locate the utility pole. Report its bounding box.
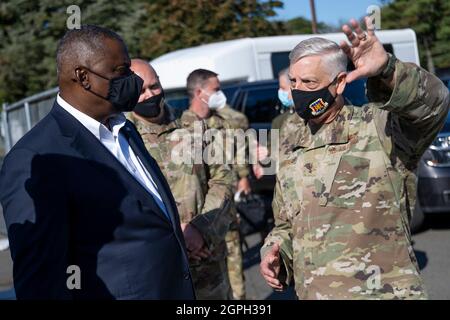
[309,0,318,34]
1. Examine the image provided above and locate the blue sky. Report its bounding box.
[274,0,385,26]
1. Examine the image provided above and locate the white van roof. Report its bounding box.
[151,29,419,91]
[152,38,257,90]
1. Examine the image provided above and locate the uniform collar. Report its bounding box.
[181,109,201,124]
[127,111,178,136]
[295,104,354,150]
[215,104,230,113]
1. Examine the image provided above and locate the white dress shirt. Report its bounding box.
[57,94,171,221]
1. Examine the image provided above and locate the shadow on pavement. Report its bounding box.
[413,250,428,270]
[265,285,296,300]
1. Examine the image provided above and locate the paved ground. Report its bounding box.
[0,211,14,300]
[1,214,449,300]
[0,249,13,299]
[409,214,450,300]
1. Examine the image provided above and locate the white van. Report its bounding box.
[152,29,420,96]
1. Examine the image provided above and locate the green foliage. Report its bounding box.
[0,0,146,103]
[137,0,286,59]
[285,16,335,34]
[380,0,450,70]
[1,0,447,105]
[0,0,291,104]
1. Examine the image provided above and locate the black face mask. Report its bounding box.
[134,91,165,118]
[291,78,337,121]
[85,68,144,112]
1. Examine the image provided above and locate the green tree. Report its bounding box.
[137,0,286,59]
[380,0,450,72]
[0,0,143,104]
[0,0,288,104]
[285,16,335,34]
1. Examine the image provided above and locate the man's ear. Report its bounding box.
[194,88,202,100]
[336,72,347,95]
[74,67,90,90]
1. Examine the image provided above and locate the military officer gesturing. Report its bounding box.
[260,17,449,300]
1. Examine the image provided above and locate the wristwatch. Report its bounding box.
[380,52,397,79]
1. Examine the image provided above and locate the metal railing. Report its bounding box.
[1,87,59,153]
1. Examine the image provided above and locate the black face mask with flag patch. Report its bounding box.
[291,77,337,121]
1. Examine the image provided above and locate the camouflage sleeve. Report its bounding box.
[367,60,450,162]
[234,114,250,179]
[240,114,249,131]
[260,176,294,286]
[189,162,235,249]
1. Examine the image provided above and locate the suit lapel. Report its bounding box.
[51,103,172,226]
[120,122,191,264]
[120,121,181,230]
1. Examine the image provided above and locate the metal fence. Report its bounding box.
[1,87,59,154]
[0,86,58,250]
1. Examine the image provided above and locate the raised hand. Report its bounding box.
[340,17,389,83]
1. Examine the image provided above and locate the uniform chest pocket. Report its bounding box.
[327,155,370,209]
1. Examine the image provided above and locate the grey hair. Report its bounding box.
[289,37,348,80]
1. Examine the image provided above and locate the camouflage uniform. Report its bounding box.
[128,108,235,300]
[271,108,294,131]
[207,106,248,300]
[261,61,450,300]
[269,109,295,171]
[215,105,251,179]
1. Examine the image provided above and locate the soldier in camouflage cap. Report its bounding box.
[128,59,235,300]
[260,17,449,300]
[185,69,247,300]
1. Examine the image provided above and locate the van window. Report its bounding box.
[271,52,290,79]
[241,87,280,123]
[222,86,240,106]
[165,97,189,118]
[343,78,368,106]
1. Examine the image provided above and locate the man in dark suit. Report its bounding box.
[0,25,195,300]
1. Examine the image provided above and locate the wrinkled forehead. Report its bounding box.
[289,55,331,80]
